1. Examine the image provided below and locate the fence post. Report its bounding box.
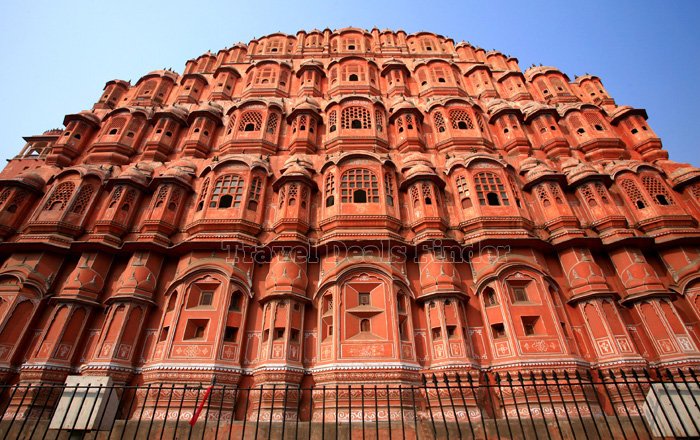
[540,371,563,438]
[422,375,436,438]
[442,374,461,439]
[502,372,526,438]
[494,372,512,439]
[482,372,502,440]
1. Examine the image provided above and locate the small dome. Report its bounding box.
[418,251,461,295]
[117,162,155,186]
[518,100,557,121]
[403,163,439,182]
[118,265,158,293]
[15,171,46,190]
[274,156,315,188]
[63,110,101,128]
[159,160,196,182]
[264,252,309,295]
[154,105,189,125]
[561,157,603,185]
[519,157,555,178]
[282,155,314,171]
[188,102,224,125]
[63,264,105,293]
[400,152,431,167]
[290,97,321,113]
[299,59,324,69]
[142,69,179,83]
[388,97,421,116]
[524,65,569,81]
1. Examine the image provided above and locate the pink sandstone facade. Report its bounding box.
[1,27,700,417]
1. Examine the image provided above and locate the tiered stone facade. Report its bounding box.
[1,27,700,417]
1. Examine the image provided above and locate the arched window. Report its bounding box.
[410,185,420,208]
[139,79,157,97]
[434,111,446,133]
[397,293,407,313]
[584,112,606,131]
[229,290,242,311]
[341,107,371,130]
[449,109,474,130]
[455,175,472,208]
[384,173,394,206]
[225,116,237,135]
[248,177,262,211]
[360,318,370,332]
[328,110,337,133]
[266,39,281,53]
[196,177,210,211]
[618,178,647,210]
[44,182,75,212]
[266,113,279,134]
[301,187,308,208]
[341,169,379,203]
[344,37,359,51]
[417,70,428,86]
[595,182,610,204]
[476,113,487,133]
[166,293,177,312]
[348,74,358,81]
[432,66,448,84]
[5,190,25,214]
[551,77,567,92]
[422,182,433,205]
[474,172,509,206]
[238,111,263,132]
[153,186,168,209]
[536,183,551,207]
[121,189,136,213]
[210,175,245,208]
[104,117,126,137]
[278,187,286,209]
[108,186,123,209]
[306,34,320,47]
[508,176,522,208]
[167,188,182,211]
[641,175,674,206]
[578,184,597,207]
[255,67,276,85]
[548,183,564,204]
[484,287,498,306]
[69,184,95,215]
[325,173,335,207]
[375,110,384,132]
[406,114,415,131]
[288,184,298,206]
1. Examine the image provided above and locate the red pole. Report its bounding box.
[189,385,214,426]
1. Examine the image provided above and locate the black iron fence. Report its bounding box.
[1,368,699,439]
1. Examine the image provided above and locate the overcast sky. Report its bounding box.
[0,0,697,165]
